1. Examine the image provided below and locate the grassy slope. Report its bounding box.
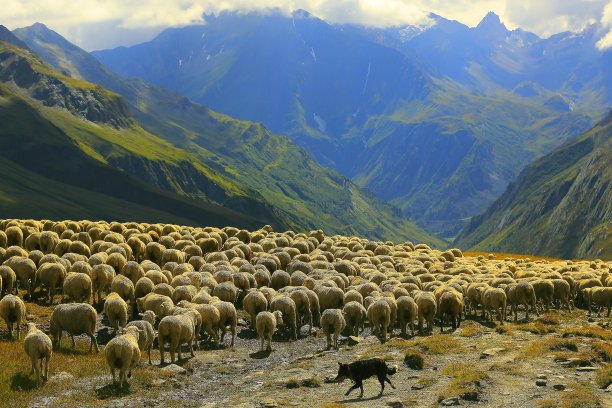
[10,31,444,245]
[0,84,270,230]
[455,113,612,259]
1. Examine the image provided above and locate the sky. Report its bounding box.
[2,0,612,50]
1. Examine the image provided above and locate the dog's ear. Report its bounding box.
[338,362,341,366]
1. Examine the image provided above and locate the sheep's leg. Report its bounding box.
[175,341,181,362]
[334,332,338,349]
[29,356,36,375]
[71,335,76,349]
[89,333,99,353]
[110,368,116,385]
[43,356,49,380]
[410,320,415,337]
[148,347,152,365]
[159,338,165,364]
[231,326,236,347]
[189,338,195,358]
[267,336,272,351]
[418,315,423,334]
[440,313,444,333]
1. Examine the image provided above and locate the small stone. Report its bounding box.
[237,318,248,326]
[347,336,363,346]
[49,371,74,383]
[161,364,187,375]
[262,400,278,408]
[151,379,166,386]
[536,380,547,387]
[575,366,597,372]
[460,391,479,401]
[553,384,566,391]
[480,347,504,358]
[440,397,460,406]
[605,384,612,393]
[386,398,404,408]
[412,383,426,390]
[587,317,595,322]
[26,314,35,321]
[537,374,547,380]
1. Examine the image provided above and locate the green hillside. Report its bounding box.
[0,36,442,246]
[456,113,612,259]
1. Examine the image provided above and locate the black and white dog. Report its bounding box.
[334,358,398,398]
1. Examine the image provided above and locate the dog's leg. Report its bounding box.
[345,382,360,396]
[358,381,364,398]
[385,375,396,389]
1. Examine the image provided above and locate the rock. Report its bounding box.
[460,391,479,401]
[537,374,547,380]
[587,317,595,322]
[605,384,612,393]
[347,336,363,346]
[575,366,597,372]
[151,379,167,386]
[440,397,460,406]
[161,364,187,375]
[553,384,566,391]
[536,380,547,387]
[480,347,504,358]
[237,318,248,326]
[26,314,35,321]
[386,398,404,408]
[262,400,278,407]
[48,371,74,383]
[412,383,426,390]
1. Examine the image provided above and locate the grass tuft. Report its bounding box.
[404,349,424,370]
[594,364,612,389]
[438,362,487,401]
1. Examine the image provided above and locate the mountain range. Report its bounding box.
[91,10,607,236]
[0,26,440,245]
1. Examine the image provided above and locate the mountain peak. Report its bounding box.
[476,11,507,33]
[292,9,312,19]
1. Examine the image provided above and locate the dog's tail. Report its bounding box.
[387,364,398,375]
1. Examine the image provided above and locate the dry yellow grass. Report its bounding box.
[438,362,487,401]
[463,252,562,262]
[537,382,601,408]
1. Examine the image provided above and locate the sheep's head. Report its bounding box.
[272,310,283,326]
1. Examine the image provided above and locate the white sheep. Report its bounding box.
[62,272,93,303]
[49,303,99,353]
[158,309,199,364]
[105,326,141,387]
[367,299,391,341]
[104,292,128,334]
[91,264,115,303]
[342,301,366,336]
[23,322,52,382]
[270,295,297,340]
[396,296,418,337]
[0,265,16,296]
[321,308,346,349]
[243,290,268,327]
[0,294,26,338]
[255,310,283,352]
[126,310,155,365]
[210,298,237,347]
[35,262,67,304]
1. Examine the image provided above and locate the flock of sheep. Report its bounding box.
[0,219,610,389]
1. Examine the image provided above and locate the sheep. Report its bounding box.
[270,270,291,290]
[210,298,237,347]
[286,288,313,334]
[6,226,23,247]
[62,272,93,303]
[415,291,436,334]
[505,282,539,322]
[23,322,52,383]
[126,310,155,364]
[122,261,145,285]
[396,296,418,337]
[3,256,36,298]
[532,279,554,312]
[342,301,367,336]
[314,285,344,311]
[176,301,220,344]
[158,309,200,364]
[134,276,154,299]
[367,300,391,341]
[0,294,26,338]
[0,265,16,296]
[136,293,174,318]
[110,274,136,305]
[270,295,298,340]
[438,290,463,332]
[49,303,99,353]
[244,290,268,327]
[256,310,283,352]
[213,281,239,304]
[321,308,346,349]
[583,287,612,317]
[482,287,507,325]
[104,292,129,334]
[551,278,572,312]
[91,264,115,303]
[105,326,141,387]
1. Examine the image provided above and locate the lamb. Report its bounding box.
[367,300,391,341]
[255,310,283,352]
[126,310,155,364]
[505,282,539,322]
[0,294,26,338]
[105,326,141,387]
[23,323,52,383]
[49,303,99,353]
[243,290,268,327]
[438,290,464,332]
[0,265,16,296]
[482,287,507,324]
[62,272,93,303]
[321,308,346,349]
[414,291,436,334]
[396,295,418,337]
[270,295,298,340]
[343,301,367,336]
[104,292,128,334]
[158,309,200,364]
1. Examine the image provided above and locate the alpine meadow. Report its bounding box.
[0,2,610,407]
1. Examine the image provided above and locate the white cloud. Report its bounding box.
[596,1,612,50]
[1,0,611,50]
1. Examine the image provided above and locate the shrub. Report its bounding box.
[404,349,424,370]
